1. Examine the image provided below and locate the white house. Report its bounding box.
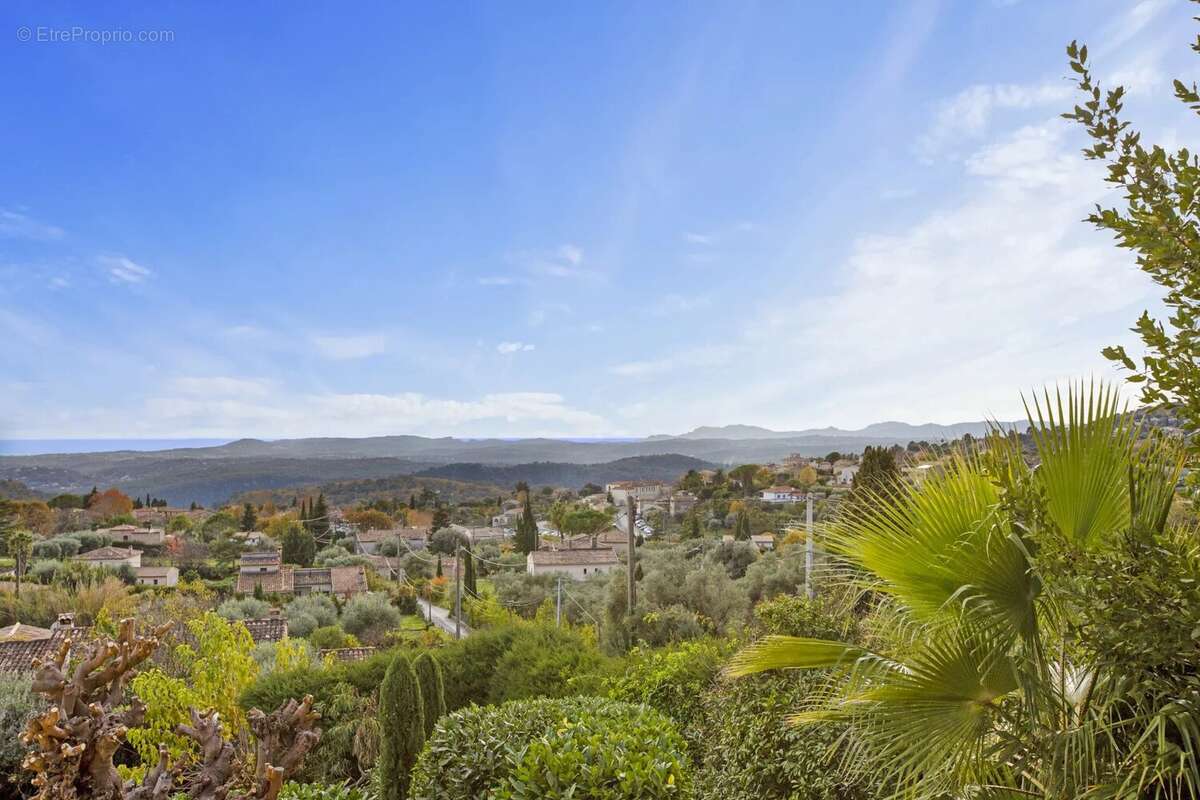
[74,546,142,570]
[135,565,179,587]
[837,465,860,485]
[759,485,805,504]
[527,548,620,580]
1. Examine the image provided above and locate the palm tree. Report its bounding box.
[729,385,1199,799]
[8,529,33,599]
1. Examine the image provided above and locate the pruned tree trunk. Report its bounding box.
[21,618,320,800]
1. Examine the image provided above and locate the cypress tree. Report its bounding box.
[378,653,425,800]
[312,493,330,537]
[412,652,446,739]
[515,497,538,554]
[734,509,751,541]
[462,549,477,597]
[436,554,443,578]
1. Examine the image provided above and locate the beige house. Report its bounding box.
[235,552,368,599]
[74,546,141,569]
[722,533,777,552]
[134,565,179,587]
[102,524,165,547]
[604,480,668,506]
[527,548,620,580]
[354,527,427,555]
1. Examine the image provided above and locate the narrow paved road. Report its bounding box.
[418,597,471,638]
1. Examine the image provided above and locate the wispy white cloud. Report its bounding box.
[47,276,70,290]
[918,81,1072,160]
[508,244,601,280]
[478,275,519,286]
[0,209,64,241]
[100,255,153,284]
[310,333,387,360]
[610,345,735,378]
[36,390,610,438]
[652,293,711,316]
[497,341,535,354]
[172,376,272,397]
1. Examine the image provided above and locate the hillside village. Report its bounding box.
[4,2,1200,798]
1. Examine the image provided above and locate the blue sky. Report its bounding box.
[0,1,1193,440]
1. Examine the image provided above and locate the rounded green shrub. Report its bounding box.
[410,696,691,800]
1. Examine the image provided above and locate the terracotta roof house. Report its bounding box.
[527,548,620,580]
[0,615,89,673]
[466,527,508,545]
[320,646,378,663]
[0,622,52,642]
[365,554,404,580]
[722,533,778,552]
[74,546,142,569]
[241,616,289,644]
[235,551,368,599]
[354,527,427,555]
[102,524,165,547]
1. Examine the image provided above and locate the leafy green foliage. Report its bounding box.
[128,612,259,769]
[0,672,42,797]
[286,593,340,638]
[282,521,318,567]
[729,385,1196,798]
[435,623,610,710]
[1062,37,1200,433]
[487,624,604,704]
[279,782,373,800]
[340,593,401,645]
[410,697,691,800]
[603,638,729,747]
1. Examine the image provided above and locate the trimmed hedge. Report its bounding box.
[410,696,691,800]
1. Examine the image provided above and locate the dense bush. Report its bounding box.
[604,638,728,747]
[436,623,609,709]
[217,596,270,620]
[286,594,340,638]
[0,673,42,799]
[488,624,603,704]
[308,625,359,650]
[279,782,372,800]
[695,670,877,800]
[436,624,521,710]
[411,696,691,800]
[340,593,401,645]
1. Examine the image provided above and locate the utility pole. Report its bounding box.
[805,492,815,599]
[454,544,462,640]
[556,576,562,627]
[626,497,637,612]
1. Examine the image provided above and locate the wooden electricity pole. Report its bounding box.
[626,497,637,612]
[805,492,815,599]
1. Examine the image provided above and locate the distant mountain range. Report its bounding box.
[652,420,1022,441]
[0,417,1022,507]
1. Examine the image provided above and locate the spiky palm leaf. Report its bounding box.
[729,383,1193,799]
